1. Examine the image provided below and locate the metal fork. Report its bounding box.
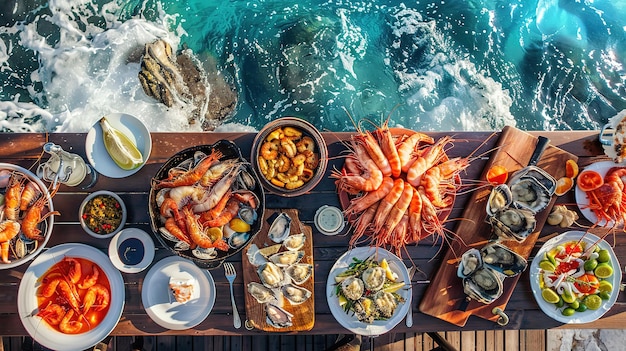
[224,262,242,329]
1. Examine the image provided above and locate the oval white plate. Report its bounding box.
[109,228,155,273]
[141,256,215,330]
[85,113,152,178]
[17,243,125,351]
[574,161,619,227]
[326,247,410,336]
[530,231,622,324]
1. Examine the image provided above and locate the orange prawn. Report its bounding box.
[377,182,413,244]
[36,302,66,326]
[4,174,24,221]
[22,193,60,241]
[353,131,392,177]
[155,150,222,189]
[345,176,394,215]
[372,178,405,232]
[397,132,434,173]
[78,265,99,289]
[38,278,81,311]
[164,217,194,248]
[374,119,402,178]
[82,284,110,313]
[331,142,383,193]
[20,181,42,211]
[0,220,20,263]
[350,202,379,247]
[59,310,83,334]
[406,136,452,187]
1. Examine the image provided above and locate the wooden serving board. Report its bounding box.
[242,208,315,332]
[418,126,578,326]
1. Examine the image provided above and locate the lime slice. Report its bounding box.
[541,288,560,304]
[539,260,556,272]
[598,280,613,293]
[383,282,406,293]
[597,249,611,263]
[100,117,144,170]
[562,291,576,304]
[594,263,614,279]
[583,294,603,310]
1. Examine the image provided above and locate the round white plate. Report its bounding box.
[108,228,155,273]
[574,161,619,227]
[141,256,215,330]
[85,112,152,178]
[530,231,622,324]
[17,243,125,351]
[325,247,410,336]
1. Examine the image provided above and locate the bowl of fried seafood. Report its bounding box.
[251,117,328,197]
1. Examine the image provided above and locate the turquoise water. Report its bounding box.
[0,0,625,132]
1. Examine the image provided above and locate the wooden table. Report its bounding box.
[0,130,624,337]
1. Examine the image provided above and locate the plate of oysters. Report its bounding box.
[326,247,410,336]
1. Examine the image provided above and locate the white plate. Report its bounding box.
[17,243,125,351]
[574,161,619,227]
[325,247,410,336]
[141,256,215,330]
[529,231,622,324]
[85,113,152,178]
[108,228,155,273]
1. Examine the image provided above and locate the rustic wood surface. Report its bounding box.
[0,130,624,339]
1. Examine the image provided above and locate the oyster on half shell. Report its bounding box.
[462,267,504,304]
[266,303,293,328]
[268,212,292,243]
[269,250,304,267]
[247,282,277,304]
[281,284,312,305]
[489,207,536,242]
[285,263,313,285]
[257,262,285,289]
[283,233,306,251]
[510,178,551,213]
[361,266,386,291]
[341,277,365,301]
[480,243,527,277]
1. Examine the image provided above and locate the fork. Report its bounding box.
[224,262,242,329]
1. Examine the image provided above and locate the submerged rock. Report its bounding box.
[138,39,237,130]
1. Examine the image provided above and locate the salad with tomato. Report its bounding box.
[538,240,614,316]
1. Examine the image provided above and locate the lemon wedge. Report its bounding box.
[380,258,398,282]
[100,117,143,170]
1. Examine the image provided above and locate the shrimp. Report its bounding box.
[78,265,99,289]
[155,150,222,189]
[22,194,60,241]
[377,182,413,244]
[372,178,405,232]
[38,278,80,311]
[407,188,423,242]
[375,120,402,178]
[4,174,24,221]
[62,257,81,284]
[201,190,258,228]
[331,142,384,193]
[280,137,298,158]
[192,165,242,213]
[350,202,379,247]
[37,302,66,326]
[296,136,315,153]
[59,310,83,334]
[260,139,279,160]
[82,284,110,313]
[0,220,20,263]
[397,132,434,173]
[20,181,42,211]
[353,131,392,177]
[168,186,208,208]
[345,176,394,215]
[183,207,214,249]
[418,187,444,238]
[199,158,239,187]
[406,136,452,187]
[389,212,410,255]
[420,157,468,208]
[163,217,194,247]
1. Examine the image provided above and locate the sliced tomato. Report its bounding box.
[574,274,600,294]
[487,165,508,185]
[577,169,604,192]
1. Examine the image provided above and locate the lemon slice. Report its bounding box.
[229,218,251,233]
[100,117,144,170]
[380,258,398,282]
[541,288,560,304]
[594,263,614,279]
[583,294,603,310]
[383,282,406,293]
[598,280,613,293]
[539,260,556,272]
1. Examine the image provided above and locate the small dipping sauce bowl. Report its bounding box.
[108,228,155,273]
[80,190,127,239]
[314,205,346,236]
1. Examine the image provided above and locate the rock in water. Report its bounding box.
[138,39,237,130]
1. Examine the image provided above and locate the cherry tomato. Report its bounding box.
[577,169,603,192]
[555,260,579,275]
[487,165,508,185]
[574,274,600,294]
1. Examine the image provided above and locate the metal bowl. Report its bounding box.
[251,117,328,197]
[0,163,55,269]
[148,140,265,269]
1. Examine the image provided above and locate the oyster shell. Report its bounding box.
[457,248,482,278]
[192,247,218,260]
[353,297,376,323]
[361,266,386,291]
[480,243,527,277]
[238,205,258,225]
[268,212,292,243]
[486,184,513,216]
[341,277,365,300]
[462,267,503,304]
[228,231,250,250]
[489,207,536,242]
[246,244,267,267]
[247,282,277,304]
[373,291,398,319]
[268,250,304,267]
[509,166,556,195]
[257,262,285,289]
[282,233,306,251]
[266,303,293,328]
[285,263,313,285]
[510,178,551,213]
[281,284,312,305]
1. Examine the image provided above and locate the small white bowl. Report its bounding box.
[80,190,127,239]
[108,228,155,273]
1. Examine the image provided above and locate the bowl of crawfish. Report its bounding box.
[148,140,265,269]
[79,190,127,239]
[251,117,328,197]
[0,163,56,269]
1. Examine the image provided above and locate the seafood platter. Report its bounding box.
[530,231,621,324]
[0,163,57,269]
[242,209,315,331]
[17,243,125,351]
[148,140,265,269]
[251,117,328,197]
[420,126,577,327]
[574,160,626,228]
[326,247,410,336]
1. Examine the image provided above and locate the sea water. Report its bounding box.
[0,0,624,133]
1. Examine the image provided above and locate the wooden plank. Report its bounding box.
[505,330,519,351]
[462,330,476,351]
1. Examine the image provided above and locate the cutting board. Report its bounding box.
[242,209,315,331]
[418,126,578,326]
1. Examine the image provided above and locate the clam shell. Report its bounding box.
[266,303,293,328]
[246,244,268,267]
[268,250,304,267]
[247,282,277,304]
[257,262,285,289]
[238,205,258,225]
[281,284,311,305]
[285,263,313,285]
[486,184,513,216]
[268,212,292,243]
[282,233,306,251]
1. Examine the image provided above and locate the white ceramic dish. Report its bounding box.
[142,256,215,330]
[85,112,152,178]
[109,228,155,273]
[325,247,410,336]
[79,190,127,239]
[529,231,621,324]
[17,243,125,351]
[574,161,618,227]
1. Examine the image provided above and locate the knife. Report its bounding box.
[405,265,416,327]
